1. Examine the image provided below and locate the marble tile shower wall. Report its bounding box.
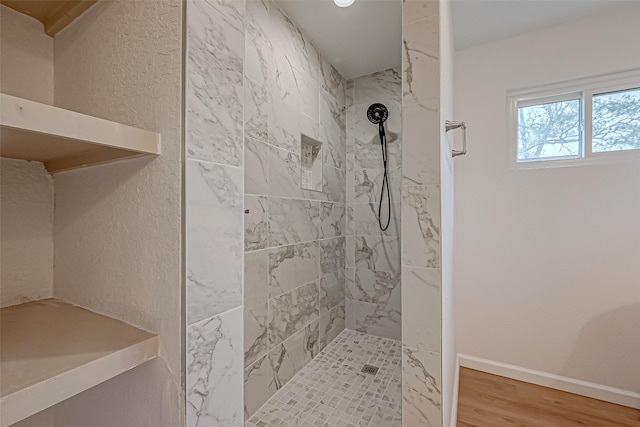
[401,1,443,427]
[345,69,402,341]
[185,0,245,426]
[242,0,347,421]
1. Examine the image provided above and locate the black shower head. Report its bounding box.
[367,103,388,125]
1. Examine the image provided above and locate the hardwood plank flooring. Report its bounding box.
[457,367,640,427]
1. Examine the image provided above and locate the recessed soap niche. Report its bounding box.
[301,134,322,192]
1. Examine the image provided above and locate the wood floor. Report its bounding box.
[457,367,640,427]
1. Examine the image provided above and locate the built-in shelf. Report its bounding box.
[0,93,160,173]
[0,299,158,426]
[0,0,98,37]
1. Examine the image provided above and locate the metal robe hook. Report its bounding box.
[446,120,467,157]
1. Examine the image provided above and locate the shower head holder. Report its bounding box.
[367,103,388,124]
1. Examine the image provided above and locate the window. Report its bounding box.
[509,71,640,168]
[592,87,640,153]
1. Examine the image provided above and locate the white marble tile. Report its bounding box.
[402,101,440,186]
[319,89,346,170]
[187,160,243,324]
[402,347,441,427]
[245,0,271,87]
[269,319,320,390]
[345,266,356,299]
[318,303,345,350]
[349,268,401,306]
[319,269,345,314]
[244,195,269,251]
[355,235,401,273]
[268,241,319,298]
[187,308,243,427]
[354,201,401,238]
[269,96,319,154]
[354,164,402,205]
[244,302,268,367]
[346,167,355,204]
[272,49,319,120]
[244,353,276,420]
[244,78,269,143]
[346,79,355,108]
[402,267,441,352]
[268,198,319,246]
[320,57,344,99]
[353,68,402,106]
[346,203,355,236]
[402,15,439,107]
[321,165,346,203]
[187,0,244,166]
[403,0,439,26]
[320,236,346,276]
[245,137,269,195]
[353,300,401,341]
[268,281,319,346]
[268,144,303,199]
[319,202,346,239]
[270,4,320,80]
[244,249,268,309]
[402,185,441,268]
[346,236,355,269]
[345,299,355,330]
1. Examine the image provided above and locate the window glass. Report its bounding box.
[517,99,582,161]
[592,87,640,152]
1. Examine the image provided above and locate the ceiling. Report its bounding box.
[452,0,635,50]
[274,0,633,80]
[274,0,401,80]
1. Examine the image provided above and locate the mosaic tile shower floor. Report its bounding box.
[247,329,402,427]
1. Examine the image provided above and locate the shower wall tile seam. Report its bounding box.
[244,233,348,252]
[247,117,342,154]
[266,277,319,302]
[185,156,245,170]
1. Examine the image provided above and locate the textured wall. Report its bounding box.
[0,6,55,310]
[50,1,183,426]
[242,0,347,419]
[0,159,54,308]
[401,0,443,426]
[0,5,53,104]
[345,69,402,341]
[454,5,640,395]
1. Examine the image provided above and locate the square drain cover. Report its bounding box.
[361,364,379,375]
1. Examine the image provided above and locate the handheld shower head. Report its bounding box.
[367,103,388,125]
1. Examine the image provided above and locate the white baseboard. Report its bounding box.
[457,354,640,410]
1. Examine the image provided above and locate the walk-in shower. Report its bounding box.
[242,0,404,426]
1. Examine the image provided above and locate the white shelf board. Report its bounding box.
[0,93,160,173]
[0,299,158,426]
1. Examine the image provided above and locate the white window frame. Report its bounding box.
[507,69,640,169]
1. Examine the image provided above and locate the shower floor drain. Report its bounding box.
[361,364,379,375]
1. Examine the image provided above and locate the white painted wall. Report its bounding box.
[439,1,456,424]
[0,159,54,307]
[0,5,53,104]
[454,6,640,393]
